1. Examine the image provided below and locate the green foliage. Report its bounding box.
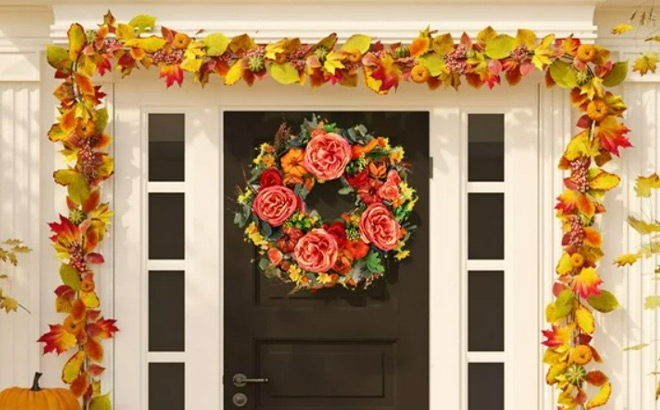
[341,34,372,53]
[365,250,385,273]
[203,33,230,56]
[59,264,81,291]
[128,14,156,34]
[269,63,300,84]
[485,34,517,59]
[549,60,578,89]
[554,289,576,319]
[602,61,628,87]
[587,290,620,313]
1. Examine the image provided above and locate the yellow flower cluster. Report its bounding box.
[244,222,268,249]
[253,143,276,167]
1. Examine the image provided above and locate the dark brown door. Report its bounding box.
[224,111,429,410]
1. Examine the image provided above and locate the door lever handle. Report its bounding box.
[233,373,269,387]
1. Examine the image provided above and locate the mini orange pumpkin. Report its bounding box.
[0,372,81,409]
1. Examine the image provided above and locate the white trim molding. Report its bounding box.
[50,3,601,44]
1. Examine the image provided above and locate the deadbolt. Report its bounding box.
[232,392,248,407]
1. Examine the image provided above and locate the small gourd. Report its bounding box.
[0,372,81,409]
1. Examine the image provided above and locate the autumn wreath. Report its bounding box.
[234,116,417,291]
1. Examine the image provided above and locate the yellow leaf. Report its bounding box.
[229,34,256,53]
[62,351,85,384]
[180,57,202,73]
[627,216,660,235]
[576,304,595,334]
[341,34,372,54]
[636,173,660,197]
[477,26,498,44]
[431,33,454,55]
[589,169,620,191]
[614,253,640,267]
[81,290,100,308]
[611,24,633,35]
[323,51,345,75]
[516,28,537,49]
[67,23,86,62]
[128,14,156,35]
[77,54,98,77]
[633,51,659,76]
[269,62,300,85]
[0,296,18,313]
[645,295,660,309]
[546,362,568,385]
[116,23,135,42]
[224,60,244,86]
[203,33,230,57]
[363,67,386,95]
[564,130,599,161]
[556,252,573,275]
[125,37,166,54]
[586,382,612,409]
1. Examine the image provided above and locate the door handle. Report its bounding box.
[232,373,269,387]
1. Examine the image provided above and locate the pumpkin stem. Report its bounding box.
[30,372,42,391]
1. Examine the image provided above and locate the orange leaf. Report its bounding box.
[38,324,77,355]
[584,227,602,248]
[70,372,89,397]
[86,338,104,362]
[586,382,612,409]
[410,37,430,58]
[571,267,603,299]
[594,115,632,156]
[586,370,609,386]
[60,108,77,132]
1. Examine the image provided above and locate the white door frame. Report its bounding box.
[112,74,542,409]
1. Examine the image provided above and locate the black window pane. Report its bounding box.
[149,113,185,181]
[149,363,184,410]
[468,193,504,259]
[149,271,185,352]
[469,363,504,410]
[149,193,185,259]
[468,271,504,351]
[468,114,504,182]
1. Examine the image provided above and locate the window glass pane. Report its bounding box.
[468,114,504,182]
[149,193,185,259]
[469,363,504,410]
[468,271,504,351]
[468,193,504,260]
[149,271,185,352]
[149,363,184,410]
[149,113,185,181]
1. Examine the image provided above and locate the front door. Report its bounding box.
[223,112,430,410]
[113,78,542,410]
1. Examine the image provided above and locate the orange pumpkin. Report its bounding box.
[0,372,81,410]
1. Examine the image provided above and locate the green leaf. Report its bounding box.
[128,14,156,35]
[554,289,576,319]
[67,23,86,62]
[365,250,385,273]
[59,263,80,291]
[587,290,620,313]
[549,60,578,89]
[341,34,372,54]
[645,295,660,309]
[46,45,73,73]
[203,33,230,57]
[624,343,649,351]
[94,107,109,133]
[269,63,301,85]
[602,61,628,87]
[485,34,517,59]
[338,187,353,195]
[89,393,112,410]
[417,53,445,76]
[53,169,90,205]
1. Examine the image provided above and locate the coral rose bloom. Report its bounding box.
[252,185,298,227]
[293,229,339,273]
[359,203,400,251]
[303,132,351,180]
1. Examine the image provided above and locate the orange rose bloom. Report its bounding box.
[281,148,307,177]
[283,174,314,191]
[333,249,355,274]
[368,161,387,179]
[345,239,370,260]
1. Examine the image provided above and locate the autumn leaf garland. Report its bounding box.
[41,12,633,410]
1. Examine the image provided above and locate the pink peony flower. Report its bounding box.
[303,131,351,180]
[293,229,339,272]
[252,185,298,227]
[359,203,400,251]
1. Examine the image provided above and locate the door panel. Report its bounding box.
[223,111,430,410]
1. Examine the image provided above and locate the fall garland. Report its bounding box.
[40,11,631,410]
[234,116,416,291]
